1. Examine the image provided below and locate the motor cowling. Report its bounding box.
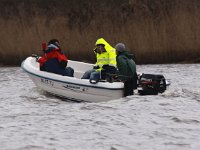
[138,74,167,95]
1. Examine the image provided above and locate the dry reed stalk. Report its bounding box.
[0,0,200,65]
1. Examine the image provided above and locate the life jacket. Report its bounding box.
[44,48,68,62]
[38,44,68,69]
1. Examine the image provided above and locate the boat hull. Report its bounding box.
[21,57,124,102]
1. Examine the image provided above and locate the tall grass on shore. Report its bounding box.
[0,0,200,65]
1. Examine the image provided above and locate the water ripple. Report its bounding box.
[171,117,200,124]
[1,64,200,150]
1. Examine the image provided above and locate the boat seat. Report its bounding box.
[74,71,84,79]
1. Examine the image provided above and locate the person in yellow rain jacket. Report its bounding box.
[82,38,117,84]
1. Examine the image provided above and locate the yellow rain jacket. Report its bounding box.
[94,38,117,71]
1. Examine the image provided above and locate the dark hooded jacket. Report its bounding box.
[116,51,137,89]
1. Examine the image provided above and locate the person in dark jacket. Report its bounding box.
[38,39,74,77]
[115,43,137,96]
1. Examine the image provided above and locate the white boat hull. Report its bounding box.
[21,57,124,102]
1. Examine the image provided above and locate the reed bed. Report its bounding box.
[0,0,200,65]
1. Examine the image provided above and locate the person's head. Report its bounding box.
[115,43,126,54]
[94,38,108,54]
[48,39,60,48]
[95,44,106,54]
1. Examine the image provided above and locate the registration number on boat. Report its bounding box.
[40,78,54,86]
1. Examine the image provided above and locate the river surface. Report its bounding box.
[0,64,200,150]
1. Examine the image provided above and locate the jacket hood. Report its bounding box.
[48,44,59,49]
[118,51,135,60]
[95,38,108,46]
[94,38,115,52]
[44,44,60,53]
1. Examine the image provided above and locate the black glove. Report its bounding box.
[93,65,100,69]
[102,64,109,70]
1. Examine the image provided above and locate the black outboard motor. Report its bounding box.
[138,74,167,95]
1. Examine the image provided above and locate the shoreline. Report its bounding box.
[0,58,199,67]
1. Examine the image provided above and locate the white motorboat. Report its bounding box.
[21,56,124,102]
[21,56,170,102]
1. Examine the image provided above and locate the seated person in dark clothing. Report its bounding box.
[38,39,74,77]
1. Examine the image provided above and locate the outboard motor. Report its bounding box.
[138,74,167,95]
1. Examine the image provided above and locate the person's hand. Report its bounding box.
[102,65,109,69]
[42,42,47,50]
[93,65,100,69]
